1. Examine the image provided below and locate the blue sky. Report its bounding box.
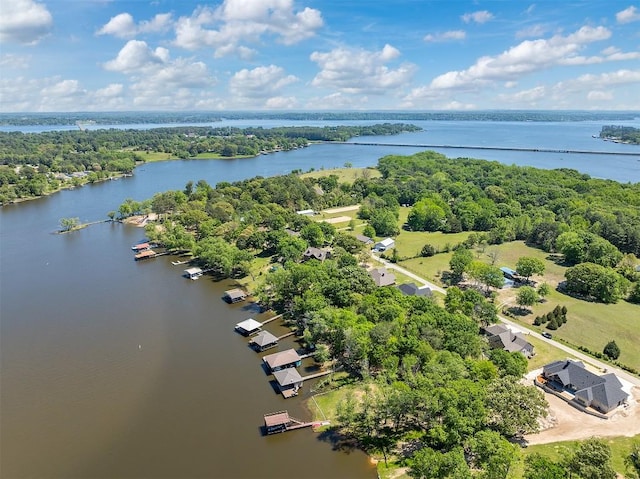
[1,0,639,111]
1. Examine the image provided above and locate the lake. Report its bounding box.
[1,119,639,478]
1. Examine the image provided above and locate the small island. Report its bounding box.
[599,125,640,144]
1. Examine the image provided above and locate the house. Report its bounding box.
[374,238,395,252]
[483,324,535,358]
[273,368,304,397]
[397,282,432,297]
[250,330,279,352]
[369,267,396,287]
[301,247,331,262]
[355,234,374,245]
[541,359,628,414]
[263,348,302,372]
[234,318,262,336]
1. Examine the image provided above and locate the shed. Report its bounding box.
[374,238,395,251]
[296,209,315,216]
[263,348,302,372]
[235,318,262,336]
[500,267,518,280]
[183,267,203,280]
[250,330,279,351]
[224,288,247,303]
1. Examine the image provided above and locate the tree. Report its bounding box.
[516,286,539,311]
[300,223,325,247]
[420,243,437,257]
[485,377,548,437]
[625,442,640,479]
[565,437,616,479]
[449,247,474,281]
[362,224,376,239]
[516,257,545,283]
[488,349,528,378]
[603,340,620,360]
[469,262,504,294]
[466,429,518,479]
[408,446,471,479]
[369,208,399,237]
[565,262,627,303]
[537,282,551,301]
[524,454,567,479]
[59,217,79,232]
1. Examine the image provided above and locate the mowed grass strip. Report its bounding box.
[301,167,382,183]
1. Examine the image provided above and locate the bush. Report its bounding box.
[603,340,621,360]
[420,243,437,257]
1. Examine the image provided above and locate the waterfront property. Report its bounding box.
[250,330,279,352]
[273,368,304,398]
[263,348,302,372]
[262,411,321,435]
[235,318,262,336]
[134,249,156,260]
[537,359,628,415]
[131,242,150,251]
[483,324,535,358]
[183,267,203,280]
[223,288,247,303]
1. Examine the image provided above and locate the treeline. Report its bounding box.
[600,125,640,144]
[0,123,417,204]
[3,110,639,126]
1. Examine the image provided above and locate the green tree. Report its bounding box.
[537,282,551,300]
[565,262,627,303]
[516,256,545,283]
[565,437,616,479]
[488,349,528,378]
[466,429,518,479]
[524,453,567,479]
[408,446,471,479]
[485,378,548,437]
[421,243,437,257]
[516,286,539,311]
[449,247,474,281]
[59,217,79,232]
[603,340,621,360]
[300,223,325,247]
[625,442,640,479]
[362,224,376,239]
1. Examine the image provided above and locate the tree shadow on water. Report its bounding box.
[316,428,362,454]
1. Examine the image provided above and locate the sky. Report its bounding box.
[1,0,639,112]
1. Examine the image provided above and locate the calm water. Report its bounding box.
[1,120,639,478]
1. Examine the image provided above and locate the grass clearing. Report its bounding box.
[301,167,381,183]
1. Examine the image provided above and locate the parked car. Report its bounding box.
[541,332,553,339]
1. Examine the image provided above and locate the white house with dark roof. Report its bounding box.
[540,359,628,414]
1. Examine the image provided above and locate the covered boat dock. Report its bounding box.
[235,318,262,336]
[223,288,247,303]
[250,330,279,352]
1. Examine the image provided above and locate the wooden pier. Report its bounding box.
[277,331,296,340]
[301,369,334,381]
[260,313,283,326]
[263,410,327,434]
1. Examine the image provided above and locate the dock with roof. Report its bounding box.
[235,318,262,336]
[263,410,327,434]
[223,288,247,303]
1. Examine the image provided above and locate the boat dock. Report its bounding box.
[260,313,283,326]
[263,410,328,434]
[224,288,247,303]
[134,250,169,261]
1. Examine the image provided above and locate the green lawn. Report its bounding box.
[399,252,454,288]
[525,334,580,372]
[394,230,472,259]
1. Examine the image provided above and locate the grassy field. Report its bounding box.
[301,167,382,183]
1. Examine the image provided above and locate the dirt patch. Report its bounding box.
[320,215,352,224]
[322,205,360,214]
[524,386,640,445]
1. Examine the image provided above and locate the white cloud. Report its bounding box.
[424,30,466,42]
[461,10,494,24]
[305,92,365,110]
[497,85,546,104]
[0,53,30,69]
[229,65,298,99]
[616,6,640,23]
[426,26,612,91]
[97,12,173,38]
[173,0,323,57]
[438,100,476,110]
[265,96,297,109]
[0,0,53,45]
[587,90,613,101]
[515,24,548,39]
[95,83,124,98]
[310,44,416,94]
[103,40,168,73]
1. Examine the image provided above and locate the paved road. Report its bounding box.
[372,252,640,388]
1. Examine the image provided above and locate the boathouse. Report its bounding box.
[250,330,279,352]
[132,242,150,251]
[263,348,302,372]
[235,318,262,336]
[224,288,247,303]
[263,411,291,434]
[134,249,156,260]
[183,267,203,280]
[273,368,303,397]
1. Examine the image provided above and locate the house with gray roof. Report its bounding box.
[397,282,432,297]
[369,267,396,287]
[355,234,374,245]
[483,324,534,358]
[301,247,331,262]
[263,348,302,372]
[541,359,628,414]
